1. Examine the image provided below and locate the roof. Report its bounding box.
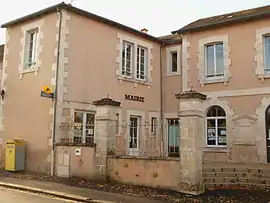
[1,2,162,43]
[158,34,182,45]
[0,44,4,62]
[172,4,270,34]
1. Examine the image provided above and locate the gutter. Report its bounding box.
[160,42,165,156]
[51,7,63,176]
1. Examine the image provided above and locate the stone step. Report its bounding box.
[203,172,270,178]
[203,168,270,174]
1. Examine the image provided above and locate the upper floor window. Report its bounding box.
[206,105,226,147]
[205,43,224,79]
[136,46,147,80]
[166,46,181,76]
[121,41,148,81]
[122,41,133,77]
[171,52,178,73]
[264,35,270,73]
[24,29,38,69]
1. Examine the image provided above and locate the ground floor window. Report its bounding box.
[73,111,95,145]
[168,118,179,157]
[206,105,227,147]
[129,116,139,149]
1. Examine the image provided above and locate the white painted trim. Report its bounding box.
[255,27,270,80]
[126,109,146,156]
[19,19,44,79]
[166,45,181,76]
[116,33,154,86]
[197,35,231,86]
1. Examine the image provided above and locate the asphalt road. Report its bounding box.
[0,187,70,203]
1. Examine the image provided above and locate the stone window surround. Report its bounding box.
[19,19,44,79]
[197,35,231,86]
[163,113,179,156]
[116,33,153,87]
[125,109,146,155]
[202,97,234,152]
[166,45,181,76]
[255,26,270,80]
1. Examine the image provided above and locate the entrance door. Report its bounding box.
[129,117,139,156]
[266,106,270,163]
[168,119,180,157]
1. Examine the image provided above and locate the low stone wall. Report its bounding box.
[56,144,96,178]
[107,156,181,191]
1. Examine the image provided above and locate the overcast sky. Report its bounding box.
[0,0,269,44]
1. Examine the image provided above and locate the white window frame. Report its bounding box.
[121,41,133,78]
[263,35,270,74]
[205,107,227,148]
[197,35,231,85]
[116,33,153,85]
[24,29,38,69]
[73,110,95,144]
[166,46,181,76]
[204,42,224,80]
[19,19,44,79]
[136,46,147,81]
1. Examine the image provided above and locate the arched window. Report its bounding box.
[206,105,227,147]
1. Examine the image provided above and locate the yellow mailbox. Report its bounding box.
[5,139,26,171]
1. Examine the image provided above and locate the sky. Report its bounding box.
[0,0,269,44]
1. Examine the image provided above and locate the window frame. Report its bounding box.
[205,106,227,148]
[263,34,270,74]
[24,28,38,69]
[150,116,157,135]
[166,46,181,76]
[204,42,225,80]
[136,46,147,81]
[73,110,95,145]
[121,41,134,78]
[170,51,178,73]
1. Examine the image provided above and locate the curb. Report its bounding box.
[0,181,115,203]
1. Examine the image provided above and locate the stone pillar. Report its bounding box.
[175,90,207,195]
[93,98,121,180]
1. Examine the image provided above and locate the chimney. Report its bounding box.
[141,28,148,34]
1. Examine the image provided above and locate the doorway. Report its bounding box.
[266,106,270,163]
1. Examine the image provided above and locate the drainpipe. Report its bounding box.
[51,7,63,176]
[160,42,165,156]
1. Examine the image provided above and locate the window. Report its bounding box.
[171,52,178,73]
[168,119,179,157]
[205,43,224,78]
[150,117,157,135]
[73,111,95,145]
[264,35,270,73]
[122,41,133,77]
[136,46,147,80]
[24,29,38,69]
[206,106,226,147]
[129,117,139,149]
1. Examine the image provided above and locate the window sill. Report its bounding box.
[118,75,152,86]
[166,72,181,77]
[56,142,96,147]
[204,147,229,153]
[20,65,39,79]
[202,77,229,85]
[258,73,270,80]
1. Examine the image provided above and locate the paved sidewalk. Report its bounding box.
[0,177,166,203]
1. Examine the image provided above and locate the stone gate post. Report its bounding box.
[175,90,207,195]
[93,98,121,180]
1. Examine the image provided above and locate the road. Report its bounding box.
[0,187,71,203]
